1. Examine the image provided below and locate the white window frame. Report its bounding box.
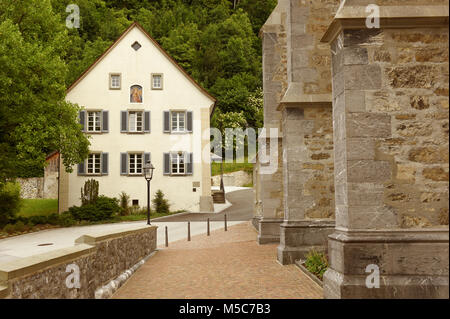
[171,152,186,175]
[87,153,101,175]
[109,73,121,90]
[151,73,163,90]
[171,111,186,133]
[128,111,144,132]
[129,153,143,175]
[87,111,102,133]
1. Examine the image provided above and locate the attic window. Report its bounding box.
[131,41,141,51]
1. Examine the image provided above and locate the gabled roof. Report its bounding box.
[66,22,216,113]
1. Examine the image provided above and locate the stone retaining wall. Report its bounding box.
[17,178,44,199]
[211,170,253,187]
[0,225,157,299]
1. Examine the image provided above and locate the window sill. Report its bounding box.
[123,131,147,134]
[167,131,192,135]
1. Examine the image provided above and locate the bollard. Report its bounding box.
[224,214,227,232]
[165,226,169,247]
[188,221,191,241]
[207,218,210,236]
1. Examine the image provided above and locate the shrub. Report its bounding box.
[304,249,329,280]
[14,221,26,232]
[152,190,170,215]
[119,192,130,216]
[3,224,15,234]
[81,179,99,206]
[69,196,120,222]
[58,212,76,227]
[0,182,22,227]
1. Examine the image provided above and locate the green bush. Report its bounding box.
[81,179,99,206]
[58,212,76,227]
[14,220,26,232]
[3,224,15,234]
[69,196,120,222]
[152,190,170,215]
[119,192,130,216]
[304,249,329,280]
[0,182,22,227]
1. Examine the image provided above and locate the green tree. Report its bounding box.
[0,4,90,183]
[152,190,170,215]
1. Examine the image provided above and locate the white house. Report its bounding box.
[59,22,216,213]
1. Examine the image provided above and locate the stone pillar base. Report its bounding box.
[323,229,449,299]
[257,218,283,244]
[277,220,335,265]
[199,196,214,213]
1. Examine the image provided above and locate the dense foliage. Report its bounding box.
[0,0,90,182]
[304,250,329,281]
[0,182,21,227]
[152,189,170,214]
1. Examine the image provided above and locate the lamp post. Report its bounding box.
[143,161,155,225]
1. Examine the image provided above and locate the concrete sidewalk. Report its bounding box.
[0,188,252,264]
[113,222,323,299]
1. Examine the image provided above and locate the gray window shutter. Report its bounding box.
[79,111,86,132]
[163,153,170,175]
[187,111,193,132]
[102,153,108,175]
[77,162,85,175]
[120,153,128,175]
[144,111,151,133]
[186,152,193,175]
[144,152,151,165]
[102,111,109,132]
[121,111,128,132]
[163,111,170,133]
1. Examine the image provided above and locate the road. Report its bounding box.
[0,188,253,264]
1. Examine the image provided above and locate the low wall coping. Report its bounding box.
[0,244,95,283]
[74,225,157,245]
[0,285,8,298]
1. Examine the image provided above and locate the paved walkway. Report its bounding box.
[0,188,251,263]
[113,222,323,299]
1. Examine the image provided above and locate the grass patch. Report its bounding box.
[18,199,58,217]
[304,250,329,280]
[211,157,254,176]
[117,210,185,222]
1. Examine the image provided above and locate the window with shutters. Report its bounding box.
[109,73,121,90]
[87,111,102,132]
[171,111,186,132]
[129,153,143,175]
[128,111,143,132]
[151,74,163,90]
[87,153,101,175]
[171,152,185,175]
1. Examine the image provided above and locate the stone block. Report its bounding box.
[346,138,375,160]
[344,64,382,90]
[346,113,391,138]
[343,47,368,65]
[347,160,392,183]
[344,90,365,113]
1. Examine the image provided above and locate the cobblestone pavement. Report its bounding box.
[113,222,323,299]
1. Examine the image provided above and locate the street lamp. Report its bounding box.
[143,161,155,225]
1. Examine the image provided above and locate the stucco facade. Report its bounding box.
[60,23,215,213]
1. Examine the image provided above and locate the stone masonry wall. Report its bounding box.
[302,107,335,218]
[2,226,157,299]
[17,178,44,199]
[332,27,449,229]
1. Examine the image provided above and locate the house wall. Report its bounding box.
[64,26,214,213]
